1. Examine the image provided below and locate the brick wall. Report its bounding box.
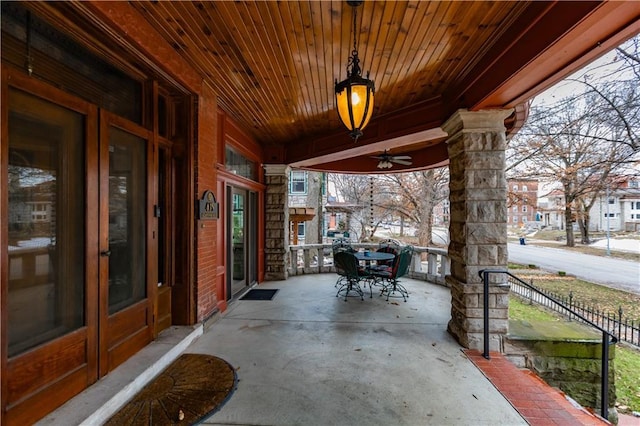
[195,84,219,321]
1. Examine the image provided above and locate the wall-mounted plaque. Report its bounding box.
[198,190,219,220]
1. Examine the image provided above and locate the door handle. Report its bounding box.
[100,250,111,257]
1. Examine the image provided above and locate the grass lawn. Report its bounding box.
[509,296,640,414]
[509,268,640,321]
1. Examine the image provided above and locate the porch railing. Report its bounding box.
[479,269,617,420]
[287,243,450,286]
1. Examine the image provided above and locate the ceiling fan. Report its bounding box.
[371,150,412,169]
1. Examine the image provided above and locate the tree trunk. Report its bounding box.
[578,214,591,244]
[564,206,575,247]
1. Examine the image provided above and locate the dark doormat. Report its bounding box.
[240,288,279,300]
[105,353,236,425]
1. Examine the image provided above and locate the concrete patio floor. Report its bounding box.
[192,275,527,426]
[40,273,530,425]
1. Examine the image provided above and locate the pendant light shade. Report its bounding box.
[335,1,375,142]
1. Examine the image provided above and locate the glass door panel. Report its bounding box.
[6,88,85,357]
[231,190,246,295]
[107,127,147,314]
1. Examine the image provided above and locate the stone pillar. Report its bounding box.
[442,109,513,351]
[264,164,290,280]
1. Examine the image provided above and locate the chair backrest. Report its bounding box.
[334,251,360,279]
[376,245,398,267]
[332,238,355,254]
[378,238,401,250]
[391,246,413,279]
[395,246,413,278]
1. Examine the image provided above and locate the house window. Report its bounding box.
[608,198,615,204]
[297,222,305,239]
[31,203,49,222]
[512,206,518,212]
[225,146,257,181]
[290,171,307,194]
[636,202,640,210]
[513,185,518,191]
[523,185,528,191]
[522,206,527,212]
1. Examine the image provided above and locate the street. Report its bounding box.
[508,242,640,294]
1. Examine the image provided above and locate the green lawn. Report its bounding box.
[510,269,640,321]
[509,296,640,414]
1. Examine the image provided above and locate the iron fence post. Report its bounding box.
[601,332,609,420]
[483,270,490,359]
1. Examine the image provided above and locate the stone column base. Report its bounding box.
[446,275,509,352]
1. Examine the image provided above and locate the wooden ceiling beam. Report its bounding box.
[450,1,640,110]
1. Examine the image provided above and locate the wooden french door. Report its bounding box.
[98,111,154,376]
[1,69,157,424]
[2,70,99,425]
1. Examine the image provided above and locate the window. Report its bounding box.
[290,171,307,194]
[225,146,257,181]
[636,202,640,210]
[522,206,527,212]
[297,222,305,239]
[522,217,528,223]
[523,185,528,192]
[513,185,518,191]
[608,198,615,204]
[31,203,49,222]
[512,205,518,212]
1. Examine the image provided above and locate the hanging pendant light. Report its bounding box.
[335,0,375,142]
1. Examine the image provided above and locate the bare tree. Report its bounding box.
[509,98,635,245]
[379,168,449,246]
[329,173,375,242]
[508,36,640,246]
[329,169,448,245]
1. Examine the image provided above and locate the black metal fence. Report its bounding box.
[509,276,640,347]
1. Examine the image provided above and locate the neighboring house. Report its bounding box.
[288,170,327,244]
[507,178,539,228]
[433,199,450,227]
[589,177,640,232]
[537,188,566,230]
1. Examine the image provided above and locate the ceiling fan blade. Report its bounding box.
[391,159,412,166]
[391,155,412,160]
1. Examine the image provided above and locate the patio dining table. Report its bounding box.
[353,251,395,262]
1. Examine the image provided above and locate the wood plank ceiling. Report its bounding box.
[44,1,640,172]
[130,1,526,145]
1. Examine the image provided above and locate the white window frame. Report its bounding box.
[290,170,307,194]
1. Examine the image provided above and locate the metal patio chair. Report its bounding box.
[334,250,368,301]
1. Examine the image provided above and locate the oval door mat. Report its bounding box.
[105,353,236,425]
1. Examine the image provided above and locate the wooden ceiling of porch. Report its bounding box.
[35,1,640,173]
